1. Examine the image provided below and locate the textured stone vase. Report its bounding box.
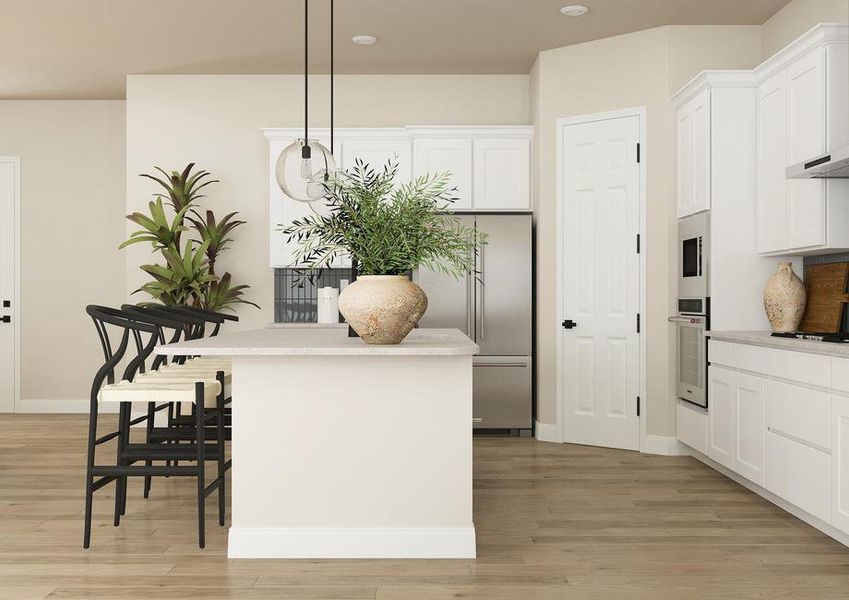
[763,262,806,332]
[338,275,428,344]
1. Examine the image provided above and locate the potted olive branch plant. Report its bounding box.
[121,163,259,312]
[282,159,486,344]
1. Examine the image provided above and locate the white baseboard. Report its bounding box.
[228,526,477,559]
[534,420,563,443]
[13,398,115,414]
[687,448,849,548]
[641,434,687,456]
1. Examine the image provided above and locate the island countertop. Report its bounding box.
[155,327,479,357]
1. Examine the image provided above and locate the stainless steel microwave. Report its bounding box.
[677,212,709,303]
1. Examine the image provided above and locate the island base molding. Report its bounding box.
[228,526,477,559]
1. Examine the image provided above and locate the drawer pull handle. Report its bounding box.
[472,418,483,423]
[767,427,830,455]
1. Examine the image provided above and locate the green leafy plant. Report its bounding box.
[187,210,246,275]
[282,159,486,278]
[122,163,258,312]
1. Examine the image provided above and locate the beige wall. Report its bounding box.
[125,75,530,331]
[532,26,763,435]
[0,101,126,404]
[762,0,849,57]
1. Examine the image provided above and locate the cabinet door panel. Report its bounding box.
[676,103,693,217]
[412,138,472,210]
[691,90,711,215]
[832,395,849,535]
[786,48,826,249]
[757,71,788,253]
[734,373,764,484]
[708,366,735,469]
[341,139,412,184]
[473,139,530,210]
[765,428,830,522]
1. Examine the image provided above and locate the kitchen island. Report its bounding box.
[156,327,479,559]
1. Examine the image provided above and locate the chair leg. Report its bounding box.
[83,400,99,549]
[143,401,154,498]
[195,384,206,548]
[216,372,226,527]
[119,404,130,516]
[113,402,128,526]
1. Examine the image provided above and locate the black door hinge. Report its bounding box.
[636,313,640,333]
[637,396,641,417]
[636,143,641,163]
[636,233,641,254]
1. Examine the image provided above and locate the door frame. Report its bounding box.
[0,157,20,413]
[554,108,647,451]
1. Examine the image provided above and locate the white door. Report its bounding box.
[0,158,18,413]
[412,138,472,210]
[472,138,530,210]
[831,394,849,535]
[561,114,641,451]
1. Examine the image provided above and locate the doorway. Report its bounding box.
[556,110,645,451]
[0,157,19,413]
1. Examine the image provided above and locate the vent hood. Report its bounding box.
[787,145,849,179]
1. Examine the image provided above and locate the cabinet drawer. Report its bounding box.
[764,428,830,522]
[677,400,708,454]
[764,380,830,450]
[708,340,764,372]
[764,347,828,387]
[830,356,849,394]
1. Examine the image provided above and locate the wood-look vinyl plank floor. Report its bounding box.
[0,414,846,600]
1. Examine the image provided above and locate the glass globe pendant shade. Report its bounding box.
[275,138,337,202]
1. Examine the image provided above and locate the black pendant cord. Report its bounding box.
[303,0,309,154]
[330,0,334,156]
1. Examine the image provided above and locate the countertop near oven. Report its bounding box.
[708,330,849,358]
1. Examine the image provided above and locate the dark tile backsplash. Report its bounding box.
[274,268,352,323]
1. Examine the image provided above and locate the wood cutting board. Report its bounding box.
[799,262,849,333]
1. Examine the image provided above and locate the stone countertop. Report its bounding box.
[265,322,348,329]
[708,330,849,358]
[156,327,479,357]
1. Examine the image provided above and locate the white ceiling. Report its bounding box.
[1,0,790,99]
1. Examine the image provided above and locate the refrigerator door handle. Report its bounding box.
[478,244,486,340]
[466,268,473,337]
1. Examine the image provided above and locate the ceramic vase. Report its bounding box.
[763,262,806,332]
[338,275,428,344]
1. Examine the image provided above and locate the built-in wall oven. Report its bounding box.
[671,213,710,408]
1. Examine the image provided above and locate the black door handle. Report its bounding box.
[562,319,577,329]
[1,316,9,323]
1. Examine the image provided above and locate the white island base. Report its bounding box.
[157,328,478,559]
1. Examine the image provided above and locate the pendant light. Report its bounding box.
[276,0,336,202]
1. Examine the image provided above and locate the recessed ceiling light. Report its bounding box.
[560,5,589,17]
[352,35,378,45]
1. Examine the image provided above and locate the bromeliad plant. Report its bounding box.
[282,160,486,278]
[121,163,258,312]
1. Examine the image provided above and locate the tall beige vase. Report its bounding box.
[763,262,806,333]
[338,275,428,344]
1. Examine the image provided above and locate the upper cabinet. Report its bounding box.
[472,138,531,210]
[755,26,849,255]
[676,88,711,218]
[264,126,533,268]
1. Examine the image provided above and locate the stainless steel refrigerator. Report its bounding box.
[414,214,533,433]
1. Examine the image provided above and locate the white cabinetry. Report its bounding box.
[696,338,849,544]
[412,138,472,210]
[675,88,711,218]
[264,126,533,268]
[472,138,530,211]
[755,26,849,255]
[707,366,735,469]
[832,392,849,535]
